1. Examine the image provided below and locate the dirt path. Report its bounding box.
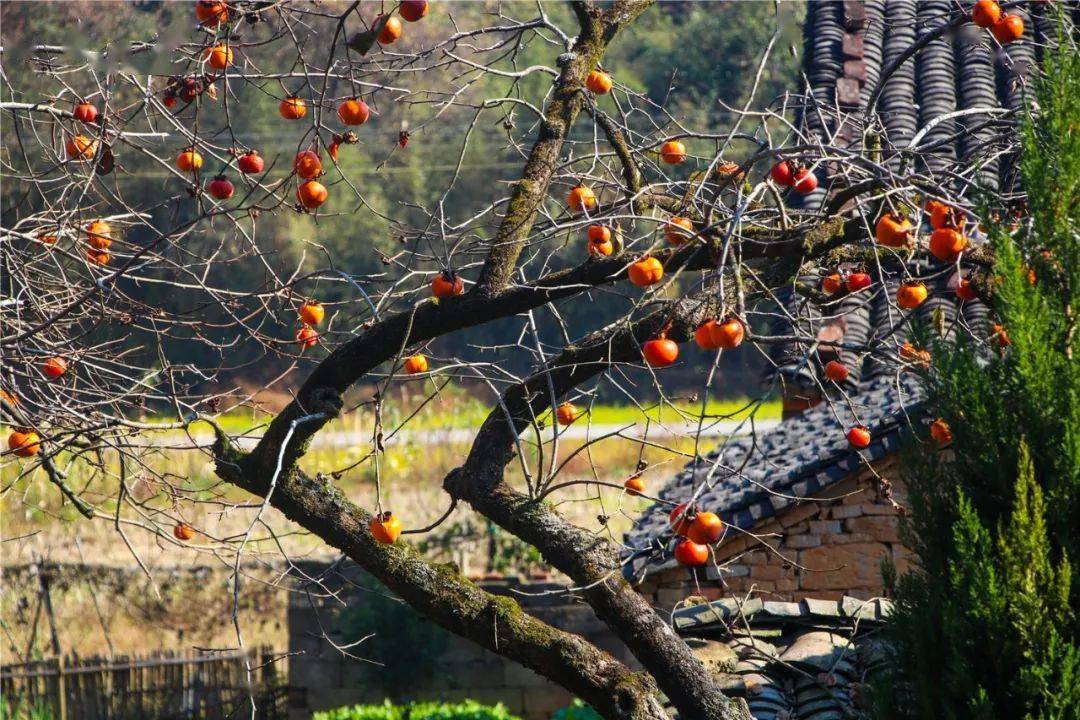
[157,419,782,451]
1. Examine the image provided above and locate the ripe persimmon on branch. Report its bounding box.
[1,0,1058,717]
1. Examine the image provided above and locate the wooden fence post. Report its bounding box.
[55,655,67,720]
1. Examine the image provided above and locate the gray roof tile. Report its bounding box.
[624,374,924,574]
[674,597,893,719]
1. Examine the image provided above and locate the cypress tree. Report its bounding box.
[875,25,1080,720]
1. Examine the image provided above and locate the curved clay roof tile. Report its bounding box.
[914,0,957,175]
[879,0,920,165]
[831,293,873,388]
[955,22,1001,191]
[858,1,888,109]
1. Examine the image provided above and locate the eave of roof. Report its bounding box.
[624,374,924,579]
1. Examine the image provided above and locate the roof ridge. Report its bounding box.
[674,595,895,633]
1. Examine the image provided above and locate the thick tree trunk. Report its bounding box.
[203,3,855,715]
[442,300,753,720]
[212,438,669,720]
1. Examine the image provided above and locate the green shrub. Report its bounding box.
[0,700,55,720]
[314,699,520,720]
[314,700,398,720]
[873,21,1080,720]
[551,699,602,720]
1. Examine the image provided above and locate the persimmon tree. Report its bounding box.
[0,1,1061,718]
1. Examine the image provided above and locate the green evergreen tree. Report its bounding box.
[874,26,1080,720]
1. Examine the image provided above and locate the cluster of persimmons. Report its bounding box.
[13,0,436,545]
[9,0,1021,555]
[57,0,430,259]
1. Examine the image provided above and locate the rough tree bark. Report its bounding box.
[214,223,855,717]
[212,211,854,717]
[444,296,755,720]
[212,433,670,720]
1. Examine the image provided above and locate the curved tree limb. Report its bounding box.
[247,214,854,479]
[442,295,752,720]
[473,0,654,296]
[210,429,669,720]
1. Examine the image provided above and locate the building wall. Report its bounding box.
[636,459,910,612]
[288,460,910,717]
[286,564,635,720]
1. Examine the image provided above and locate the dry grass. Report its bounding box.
[0,563,288,660]
[1,387,777,657]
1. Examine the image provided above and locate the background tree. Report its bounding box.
[877,34,1080,720]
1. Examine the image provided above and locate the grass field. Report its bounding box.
[150,392,781,435]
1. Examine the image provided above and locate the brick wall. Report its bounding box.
[286,563,635,720]
[637,459,910,611]
[288,460,909,718]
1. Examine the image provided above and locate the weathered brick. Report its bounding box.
[829,504,864,519]
[842,33,864,58]
[842,487,872,504]
[779,503,821,527]
[723,577,753,593]
[657,587,689,609]
[743,551,768,565]
[809,520,842,535]
[751,564,793,581]
[785,534,823,549]
[760,520,785,534]
[837,77,862,107]
[844,59,867,81]
[822,532,875,545]
[696,585,725,600]
[721,533,780,562]
[794,589,845,601]
[770,578,799,593]
[845,516,901,543]
[725,563,751,578]
[860,502,900,515]
[798,542,891,591]
[835,118,861,144]
[843,0,866,28]
[715,534,753,560]
[855,587,889,600]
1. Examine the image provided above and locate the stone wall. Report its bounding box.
[286,561,635,720]
[636,460,909,612]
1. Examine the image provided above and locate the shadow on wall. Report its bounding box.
[286,561,635,720]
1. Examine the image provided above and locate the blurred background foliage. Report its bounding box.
[1,1,803,402]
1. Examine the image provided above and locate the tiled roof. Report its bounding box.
[763,0,1051,390]
[755,263,992,399]
[624,0,1056,575]
[673,596,893,720]
[790,0,1049,204]
[623,374,924,575]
